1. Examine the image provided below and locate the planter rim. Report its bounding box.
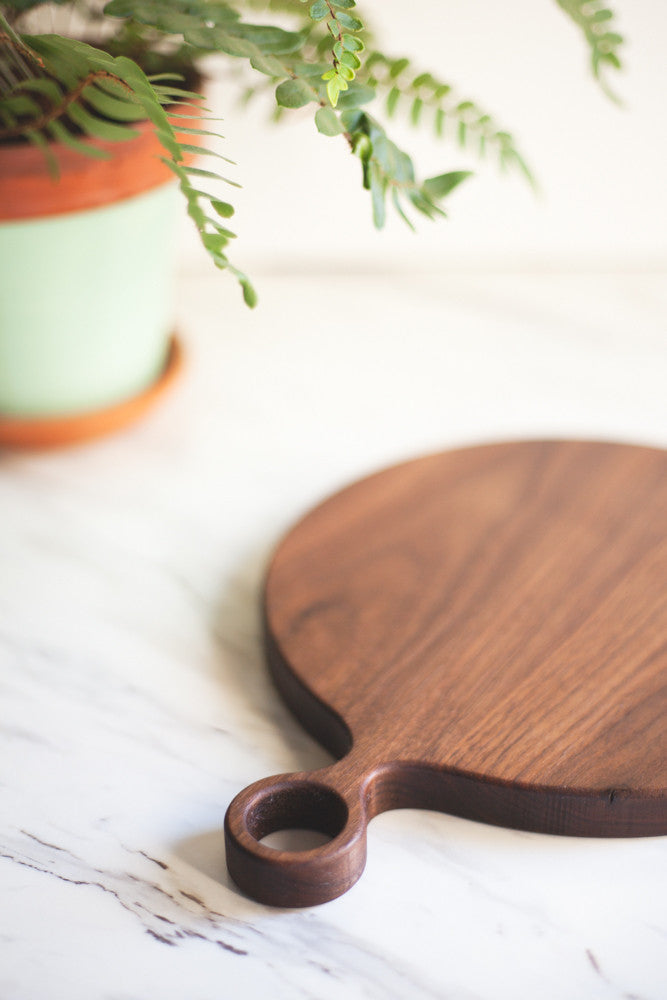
[0,103,200,221]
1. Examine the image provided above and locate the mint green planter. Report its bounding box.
[0,183,178,417]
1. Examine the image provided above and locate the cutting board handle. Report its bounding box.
[224,756,370,907]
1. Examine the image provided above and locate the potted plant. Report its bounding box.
[0,0,623,447]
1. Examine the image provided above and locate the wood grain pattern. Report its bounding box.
[225,441,667,906]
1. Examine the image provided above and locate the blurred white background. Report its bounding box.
[179,0,667,275]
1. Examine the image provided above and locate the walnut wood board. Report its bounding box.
[225,440,667,907]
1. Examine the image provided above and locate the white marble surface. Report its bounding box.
[1,270,666,1000]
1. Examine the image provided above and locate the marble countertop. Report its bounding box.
[2,270,666,1000]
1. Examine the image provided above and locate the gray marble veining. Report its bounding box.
[1,272,666,1000]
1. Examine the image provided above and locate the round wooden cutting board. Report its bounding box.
[225,440,667,906]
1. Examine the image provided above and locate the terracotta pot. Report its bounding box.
[0,112,197,448]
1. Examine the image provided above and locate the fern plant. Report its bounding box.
[0,0,624,305]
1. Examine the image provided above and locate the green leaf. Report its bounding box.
[183,164,241,186]
[3,94,41,117]
[241,279,257,309]
[249,51,285,76]
[333,0,356,7]
[326,76,342,107]
[389,57,409,79]
[410,97,423,125]
[336,11,363,30]
[147,73,186,83]
[202,232,232,255]
[229,23,305,56]
[290,60,331,79]
[371,133,398,175]
[309,0,329,20]
[422,170,472,199]
[85,85,145,122]
[500,148,536,189]
[112,54,180,157]
[197,30,254,57]
[386,86,400,116]
[351,131,372,162]
[151,85,205,102]
[275,78,315,108]
[391,188,415,231]
[166,124,225,138]
[168,111,224,121]
[211,200,235,218]
[369,161,386,228]
[47,120,110,159]
[26,130,59,179]
[67,103,139,142]
[342,34,364,52]
[601,32,624,46]
[11,77,62,102]
[334,82,374,109]
[206,220,236,238]
[315,106,343,135]
[179,144,235,165]
[407,188,443,220]
[412,73,434,89]
[3,0,63,9]
[341,108,365,132]
[340,51,361,70]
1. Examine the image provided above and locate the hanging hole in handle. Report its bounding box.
[261,829,332,851]
[246,780,348,854]
[225,773,368,905]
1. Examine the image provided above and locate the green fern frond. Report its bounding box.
[358,52,535,188]
[0,0,628,303]
[0,27,255,305]
[300,0,365,108]
[554,0,623,99]
[343,109,472,229]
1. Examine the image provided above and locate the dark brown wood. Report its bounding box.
[224,440,667,906]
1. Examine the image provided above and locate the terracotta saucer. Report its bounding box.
[0,334,183,450]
